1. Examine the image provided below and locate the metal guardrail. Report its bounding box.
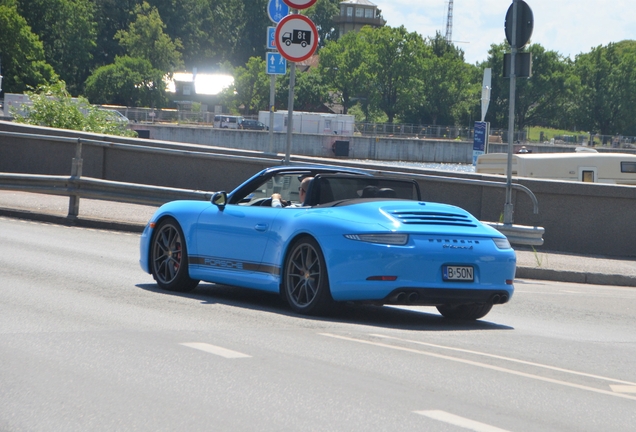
[0,173,215,213]
[0,129,543,245]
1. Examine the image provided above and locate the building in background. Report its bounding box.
[333,0,386,37]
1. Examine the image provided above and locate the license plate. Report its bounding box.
[443,265,474,281]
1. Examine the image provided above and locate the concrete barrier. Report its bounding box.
[1,121,635,258]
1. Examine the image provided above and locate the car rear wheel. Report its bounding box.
[151,217,199,292]
[436,303,493,320]
[283,237,332,315]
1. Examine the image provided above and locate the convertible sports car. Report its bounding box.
[140,165,516,320]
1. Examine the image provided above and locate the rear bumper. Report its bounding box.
[380,287,513,306]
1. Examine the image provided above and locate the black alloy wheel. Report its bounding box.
[151,217,199,292]
[283,237,332,315]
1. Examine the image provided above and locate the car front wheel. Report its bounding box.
[283,237,332,315]
[436,303,493,320]
[150,217,199,292]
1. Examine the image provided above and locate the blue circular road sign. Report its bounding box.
[268,0,289,23]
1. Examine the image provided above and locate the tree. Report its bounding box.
[222,57,269,115]
[423,34,479,126]
[363,26,425,123]
[275,67,330,112]
[12,82,135,136]
[115,1,184,72]
[304,0,340,49]
[84,56,167,108]
[16,0,96,95]
[182,0,247,68]
[0,3,57,94]
[319,31,370,114]
[233,0,268,66]
[483,42,575,131]
[573,42,636,136]
[91,0,141,68]
[399,32,477,126]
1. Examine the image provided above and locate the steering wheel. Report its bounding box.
[248,197,273,206]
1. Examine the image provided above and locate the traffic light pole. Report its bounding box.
[504,0,518,225]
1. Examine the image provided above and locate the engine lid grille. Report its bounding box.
[390,210,477,227]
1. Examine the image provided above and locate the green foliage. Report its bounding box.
[318,31,370,114]
[363,26,426,123]
[482,42,576,131]
[220,57,269,115]
[275,66,330,112]
[3,0,636,136]
[16,0,96,94]
[115,1,183,72]
[573,42,636,136]
[12,82,136,136]
[401,32,479,126]
[84,56,167,108]
[0,3,57,93]
[304,0,340,49]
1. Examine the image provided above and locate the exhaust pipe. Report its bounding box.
[408,292,419,304]
[491,294,501,304]
[500,294,509,304]
[389,291,407,303]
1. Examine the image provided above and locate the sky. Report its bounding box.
[372,0,636,64]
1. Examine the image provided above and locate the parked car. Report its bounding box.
[213,115,243,129]
[240,119,268,130]
[99,109,129,124]
[139,165,516,320]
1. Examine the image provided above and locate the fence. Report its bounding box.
[5,97,634,149]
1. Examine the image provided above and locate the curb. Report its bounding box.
[0,208,145,233]
[515,267,636,288]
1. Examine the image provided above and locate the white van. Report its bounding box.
[214,115,244,129]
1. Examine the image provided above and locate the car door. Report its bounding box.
[192,204,282,284]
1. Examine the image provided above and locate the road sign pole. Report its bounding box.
[268,75,276,154]
[285,62,296,164]
[504,0,519,225]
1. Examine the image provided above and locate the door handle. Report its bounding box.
[254,223,268,232]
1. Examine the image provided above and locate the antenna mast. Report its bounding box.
[445,0,454,43]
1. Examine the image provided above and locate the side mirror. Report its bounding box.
[211,191,227,210]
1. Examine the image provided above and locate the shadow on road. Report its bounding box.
[136,282,514,332]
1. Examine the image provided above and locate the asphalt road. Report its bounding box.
[1,217,635,431]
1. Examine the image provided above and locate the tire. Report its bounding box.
[150,217,199,292]
[436,303,493,320]
[283,237,332,315]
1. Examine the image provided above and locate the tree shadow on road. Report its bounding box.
[136,282,514,332]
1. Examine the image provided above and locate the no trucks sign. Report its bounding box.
[275,14,319,63]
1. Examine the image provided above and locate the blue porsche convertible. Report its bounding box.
[140,165,516,320]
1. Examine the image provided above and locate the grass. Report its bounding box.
[527,126,590,144]
[531,246,547,268]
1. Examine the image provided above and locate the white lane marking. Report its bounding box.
[319,333,636,401]
[611,385,636,394]
[370,334,636,386]
[415,410,511,432]
[180,342,251,359]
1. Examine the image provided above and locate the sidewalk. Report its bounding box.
[2,190,635,288]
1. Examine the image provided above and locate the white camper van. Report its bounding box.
[476,147,636,185]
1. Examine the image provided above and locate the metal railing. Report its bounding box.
[0,129,543,245]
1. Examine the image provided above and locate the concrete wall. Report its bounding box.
[131,123,474,163]
[2,121,635,257]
